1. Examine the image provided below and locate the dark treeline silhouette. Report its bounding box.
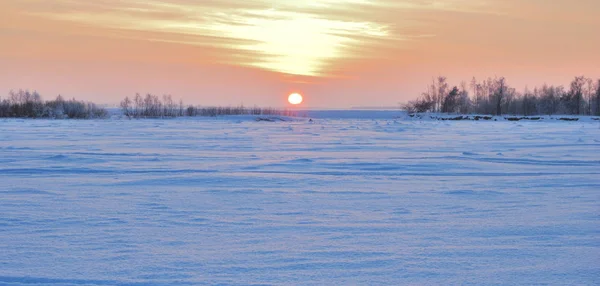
[120,93,296,118]
[0,90,108,119]
[404,76,600,116]
[185,106,296,117]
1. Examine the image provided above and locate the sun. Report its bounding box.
[288,93,303,105]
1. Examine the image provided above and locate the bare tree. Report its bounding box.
[585,78,594,115]
[120,96,132,118]
[470,77,478,108]
[134,93,143,117]
[458,81,471,114]
[569,76,586,115]
[595,79,600,116]
[436,76,448,113]
[494,77,507,116]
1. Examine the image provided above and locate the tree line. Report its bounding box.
[0,90,108,118]
[404,76,600,116]
[120,93,296,118]
[0,90,296,119]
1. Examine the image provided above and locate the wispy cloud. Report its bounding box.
[17,0,497,76]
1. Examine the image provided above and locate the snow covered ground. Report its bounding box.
[1,113,599,285]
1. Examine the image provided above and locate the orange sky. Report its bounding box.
[1,0,599,108]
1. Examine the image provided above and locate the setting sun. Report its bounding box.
[288,93,303,105]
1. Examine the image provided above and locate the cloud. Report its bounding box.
[13,0,505,76]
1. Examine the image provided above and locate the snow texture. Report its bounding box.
[1,112,599,285]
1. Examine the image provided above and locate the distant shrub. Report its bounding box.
[121,94,296,118]
[183,105,296,117]
[0,90,107,119]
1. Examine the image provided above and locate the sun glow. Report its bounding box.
[24,0,393,77]
[288,93,303,105]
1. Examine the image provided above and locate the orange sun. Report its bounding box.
[288,93,303,105]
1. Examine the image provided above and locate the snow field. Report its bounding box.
[1,115,599,284]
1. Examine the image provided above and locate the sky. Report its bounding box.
[1,0,599,108]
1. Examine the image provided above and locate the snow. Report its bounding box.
[1,113,599,285]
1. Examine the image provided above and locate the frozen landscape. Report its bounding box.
[1,111,599,285]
